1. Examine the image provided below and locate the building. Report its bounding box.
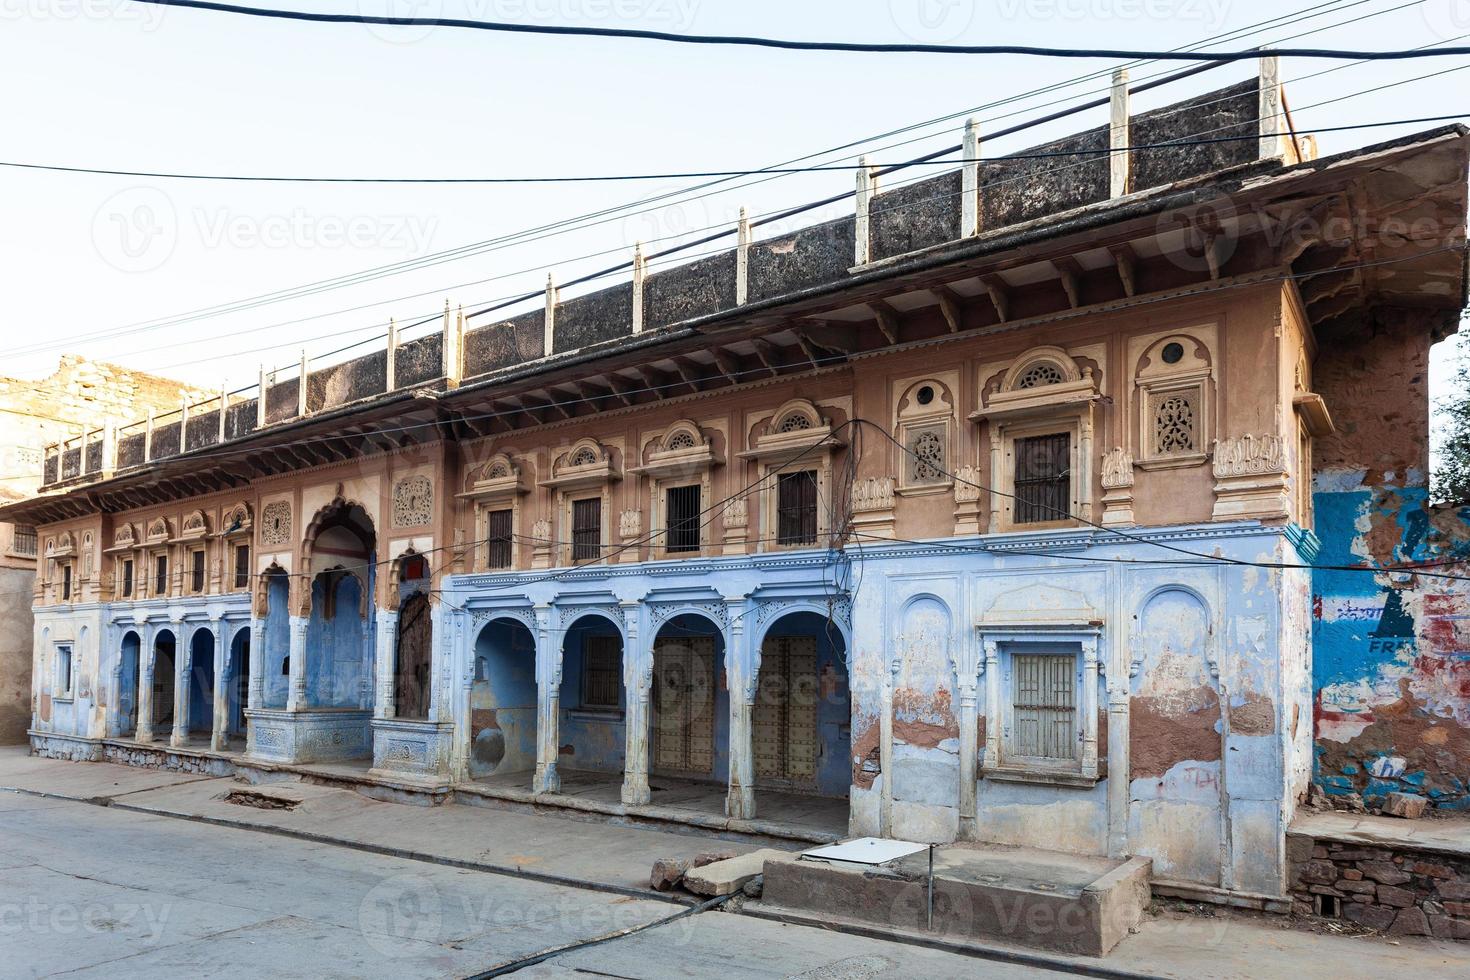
[0,356,207,744]
[4,63,1467,909]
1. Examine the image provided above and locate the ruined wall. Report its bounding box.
[1312,327,1470,811]
[0,565,33,743]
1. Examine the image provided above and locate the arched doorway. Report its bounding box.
[469,617,537,782]
[393,554,432,720]
[152,629,177,734]
[187,628,215,741]
[118,631,141,738]
[303,500,375,710]
[226,627,250,742]
[753,611,850,807]
[651,614,727,787]
[260,567,289,709]
[557,614,626,780]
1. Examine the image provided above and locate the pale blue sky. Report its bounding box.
[2,0,1467,411]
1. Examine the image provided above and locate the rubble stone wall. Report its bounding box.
[1288,831,1470,939]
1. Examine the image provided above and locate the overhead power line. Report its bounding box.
[8,114,1467,184]
[13,1,1402,362]
[134,0,1470,61]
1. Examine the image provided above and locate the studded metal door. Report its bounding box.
[652,637,715,775]
[753,636,819,786]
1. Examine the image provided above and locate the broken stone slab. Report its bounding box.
[682,848,795,897]
[649,850,740,892]
[1380,792,1429,819]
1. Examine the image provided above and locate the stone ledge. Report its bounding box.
[1292,811,1470,861]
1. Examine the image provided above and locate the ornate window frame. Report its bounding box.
[629,420,719,559]
[392,473,434,529]
[737,400,840,552]
[977,586,1103,787]
[539,439,621,566]
[970,347,1100,532]
[893,376,958,496]
[1132,333,1216,471]
[460,452,529,571]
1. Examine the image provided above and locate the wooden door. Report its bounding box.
[753,636,819,786]
[653,637,715,774]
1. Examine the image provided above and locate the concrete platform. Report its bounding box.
[760,841,1152,957]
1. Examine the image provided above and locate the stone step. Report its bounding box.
[758,841,1152,957]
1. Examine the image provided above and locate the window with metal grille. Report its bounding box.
[665,485,701,553]
[56,645,73,696]
[1010,652,1078,763]
[121,559,134,598]
[154,555,168,596]
[776,470,818,546]
[486,509,513,569]
[234,545,250,589]
[1013,433,1071,524]
[581,635,622,710]
[191,550,205,593]
[12,525,36,557]
[61,564,72,601]
[571,497,601,561]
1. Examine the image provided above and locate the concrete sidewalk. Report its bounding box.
[2,747,1464,979]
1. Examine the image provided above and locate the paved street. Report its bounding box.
[0,789,1063,979]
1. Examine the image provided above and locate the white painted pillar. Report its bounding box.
[542,274,558,356]
[878,652,899,837]
[385,320,399,391]
[532,605,561,795]
[170,618,189,748]
[210,617,227,751]
[1109,69,1131,199]
[724,601,755,821]
[1081,635,1101,780]
[144,410,154,462]
[297,350,309,417]
[954,636,982,840]
[961,119,981,237]
[854,155,876,266]
[135,625,155,744]
[735,209,751,305]
[631,245,646,333]
[247,619,265,712]
[620,602,651,807]
[375,609,398,720]
[286,616,308,711]
[256,366,268,428]
[1258,52,1286,161]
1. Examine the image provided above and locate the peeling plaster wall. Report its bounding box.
[848,526,1301,895]
[1311,329,1470,810]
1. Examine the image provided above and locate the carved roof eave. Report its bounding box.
[46,544,75,560]
[969,382,1101,423]
[627,444,719,479]
[537,460,621,491]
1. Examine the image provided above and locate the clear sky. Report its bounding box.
[2,0,1467,421]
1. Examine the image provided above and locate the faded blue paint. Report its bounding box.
[263,574,290,708]
[306,572,368,709]
[558,616,628,775]
[187,628,214,734]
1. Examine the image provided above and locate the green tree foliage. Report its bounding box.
[1434,330,1470,505]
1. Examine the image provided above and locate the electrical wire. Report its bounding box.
[10,0,1403,360]
[130,0,1470,62]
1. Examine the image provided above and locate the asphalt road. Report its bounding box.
[0,789,1068,979]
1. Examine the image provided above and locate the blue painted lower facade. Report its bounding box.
[29,519,1313,898]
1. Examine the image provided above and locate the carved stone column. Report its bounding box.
[209,617,227,751]
[951,633,983,839]
[374,610,397,720]
[953,464,984,536]
[286,617,308,711]
[850,476,896,542]
[721,498,748,556]
[170,617,189,748]
[1099,448,1136,527]
[723,600,754,821]
[135,625,156,744]
[532,605,561,794]
[620,602,652,806]
[246,619,265,712]
[878,651,902,838]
